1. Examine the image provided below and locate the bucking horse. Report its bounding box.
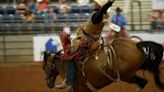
[42,0,164,92]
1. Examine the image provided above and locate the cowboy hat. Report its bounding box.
[93,0,113,13]
[37,0,43,3]
[93,0,108,6]
[115,7,122,12]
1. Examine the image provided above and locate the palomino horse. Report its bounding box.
[42,0,164,92]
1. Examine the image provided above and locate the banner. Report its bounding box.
[33,35,62,62]
[152,0,164,10]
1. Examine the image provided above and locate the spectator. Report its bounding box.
[36,0,50,14]
[45,8,57,23]
[150,15,157,29]
[111,7,127,29]
[22,9,35,23]
[150,10,164,29]
[16,2,28,15]
[16,0,27,4]
[58,0,71,13]
[77,0,90,6]
[27,0,37,13]
[104,7,130,44]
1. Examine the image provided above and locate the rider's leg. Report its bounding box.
[65,61,75,86]
[55,61,75,90]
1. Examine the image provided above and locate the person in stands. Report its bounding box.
[36,0,50,14]
[58,0,72,13]
[104,7,130,45]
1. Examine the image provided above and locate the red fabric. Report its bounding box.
[37,0,50,11]
[59,32,71,54]
[59,32,83,61]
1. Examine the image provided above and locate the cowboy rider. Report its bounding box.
[55,0,115,91]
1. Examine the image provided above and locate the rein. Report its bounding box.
[95,44,120,82]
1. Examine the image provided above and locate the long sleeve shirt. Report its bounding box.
[111,14,127,28]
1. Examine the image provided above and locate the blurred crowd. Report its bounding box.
[16,0,74,22]
[149,10,164,29]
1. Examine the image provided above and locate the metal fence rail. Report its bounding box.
[0,35,33,63]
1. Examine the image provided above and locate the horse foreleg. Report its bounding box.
[127,75,148,89]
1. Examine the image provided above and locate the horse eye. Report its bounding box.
[42,66,45,70]
[51,64,55,68]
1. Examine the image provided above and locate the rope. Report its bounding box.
[81,57,98,92]
[110,45,120,81]
[95,45,117,82]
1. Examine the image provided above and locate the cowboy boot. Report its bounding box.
[55,83,73,92]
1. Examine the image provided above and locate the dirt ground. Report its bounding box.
[0,63,164,92]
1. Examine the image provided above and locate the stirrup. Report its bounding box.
[55,79,67,89]
[55,83,67,89]
[55,83,73,89]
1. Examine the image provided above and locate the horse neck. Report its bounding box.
[55,58,67,78]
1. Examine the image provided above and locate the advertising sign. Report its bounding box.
[33,35,62,62]
[152,0,164,10]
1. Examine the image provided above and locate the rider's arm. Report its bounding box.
[92,0,115,24]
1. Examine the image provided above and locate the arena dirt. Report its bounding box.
[0,62,163,92]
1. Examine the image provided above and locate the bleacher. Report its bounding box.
[0,4,94,35]
[0,0,154,35]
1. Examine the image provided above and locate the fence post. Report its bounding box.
[3,30,6,63]
[130,0,143,31]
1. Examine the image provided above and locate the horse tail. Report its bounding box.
[136,41,164,89]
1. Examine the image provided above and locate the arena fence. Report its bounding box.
[0,34,33,63]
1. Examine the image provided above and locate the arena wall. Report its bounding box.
[0,31,164,63]
[0,35,33,63]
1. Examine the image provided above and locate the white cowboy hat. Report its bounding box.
[64,29,71,35]
[93,0,112,13]
[93,0,109,6]
[37,0,43,3]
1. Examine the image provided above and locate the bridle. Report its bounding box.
[43,51,58,80]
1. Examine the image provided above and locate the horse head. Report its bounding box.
[42,51,68,88]
[42,51,60,88]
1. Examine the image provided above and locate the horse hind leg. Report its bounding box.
[127,75,148,89]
